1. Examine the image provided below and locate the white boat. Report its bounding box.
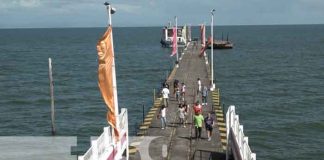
[160,24,191,48]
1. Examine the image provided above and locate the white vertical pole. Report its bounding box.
[91,140,98,160]
[226,106,230,160]
[125,109,129,160]
[251,153,256,160]
[107,4,112,26]
[48,58,55,135]
[175,16,179,68]
[106,3,120,141]
[210,10,215,91]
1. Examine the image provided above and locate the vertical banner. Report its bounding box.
[97,26,119,139]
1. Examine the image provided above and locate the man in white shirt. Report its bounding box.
[197,78,201,95]
[162,86,170,107]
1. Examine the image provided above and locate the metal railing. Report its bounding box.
[78,108,128,160]
[226,105,256,160]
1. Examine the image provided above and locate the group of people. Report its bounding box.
[193,101,214,141]
[158,78,215,141]
[173,79,186,104]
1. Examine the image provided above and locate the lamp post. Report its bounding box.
[210,9,215,91]
[175,16,179,68]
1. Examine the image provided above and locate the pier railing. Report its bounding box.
[78,108,129,160]
[226,105,256,160]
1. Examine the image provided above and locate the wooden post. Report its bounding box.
[142,102,145,123]
[153,88,156,101]
[48,58,56,135]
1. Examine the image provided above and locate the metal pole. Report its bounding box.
[175,16,179,67]
[48,58,55,135]
[142,101,145,123]
[210,9,215,91]
[107,4,112,26]
[153,88,156,101]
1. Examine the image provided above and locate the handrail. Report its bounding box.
[78,108,129,160]
[226,105,256,160]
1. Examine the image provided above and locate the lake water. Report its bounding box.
[0,25,323,159]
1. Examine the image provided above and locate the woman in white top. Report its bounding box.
[178,105,186,128]
[181,82,186,102]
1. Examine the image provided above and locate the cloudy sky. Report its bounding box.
[0,0,324,28]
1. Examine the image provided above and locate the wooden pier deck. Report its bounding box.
[129,42,227,160]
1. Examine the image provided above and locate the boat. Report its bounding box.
[160,23,191,48]
[207,33,233,49]
[207,40,234,49]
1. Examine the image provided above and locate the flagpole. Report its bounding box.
[48,58,56,136]
[203,24,208,65]
[105,2,120,138]
[175,16,179,68]
[210,9,215,91]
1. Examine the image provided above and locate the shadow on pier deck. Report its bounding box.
[129,42,227,160]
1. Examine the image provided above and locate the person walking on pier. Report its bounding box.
[183,101,189,127]
[173,79,179,96]
[197,78,201,95]
[194,112,204,139]
[181,82,186,102]
[159,105,167,129]
[175,86,181,104]
[162,86,170,107]
[193,101,202,115]
[202,86,208,106]
[178,104,186,127]
[205,113,214,141]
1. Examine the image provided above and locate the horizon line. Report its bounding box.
[0,23,323,30]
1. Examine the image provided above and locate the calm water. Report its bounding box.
[0,25,323,159]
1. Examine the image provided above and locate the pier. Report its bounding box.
[78,41,256,160]
[129,42,227,160]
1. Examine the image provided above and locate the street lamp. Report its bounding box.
[210,9,215,91]
[175,16,179,68]
[104,2,116,26]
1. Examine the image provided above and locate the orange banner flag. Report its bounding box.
[96,26,119,139]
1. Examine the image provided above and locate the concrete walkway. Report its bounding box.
[130,42,225,160]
